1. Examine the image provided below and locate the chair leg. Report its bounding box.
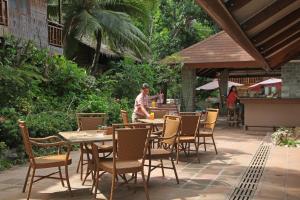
[82,170,91,185]
[65,165,72,195]
[23,165,31,193]
[211,136,218,154]
[58,166,65,187]
[141,170,150,200]
[94,171,100,198]
[80,153,84,180]
[176,144,179,164]
[203,137,207,151]
[26,167,35,200]
[76,150,82,173]
[109,173,116,200]
[194,142,200,163]
[171,159,179,184]
[160,159,165,177]
[147,159,152,184]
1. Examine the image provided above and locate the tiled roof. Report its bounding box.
[162,31,258,67]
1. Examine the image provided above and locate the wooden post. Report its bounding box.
[218,69,229,115]
[181,66,196,112]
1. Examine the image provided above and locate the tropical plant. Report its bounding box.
[62,0,152,74]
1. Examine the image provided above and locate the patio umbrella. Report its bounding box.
[249,78,282,88]
[196,79,243,90]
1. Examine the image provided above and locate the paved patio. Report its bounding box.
[0,126,299,200]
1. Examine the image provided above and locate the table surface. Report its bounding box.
[58,130,112,143]
[137,118,164,124]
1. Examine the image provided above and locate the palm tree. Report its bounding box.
[59,0,154,74]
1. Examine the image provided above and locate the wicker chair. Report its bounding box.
[176,115,201,163]
[146,115,181,184]
[92,124,151,200]
[120,110,130,124]
[18,120,72,200]
[149,108,169,118]
[198,108,219,154]
[76,113,112,181]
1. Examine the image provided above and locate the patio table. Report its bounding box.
[58,130,112,144]
[137,118,164,125]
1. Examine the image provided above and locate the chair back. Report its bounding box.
[76,113,106,130]
[18,121,34,160]
[204,108,219,130]
[179,112,201,116]
[112,125,150,162]
[120,110,129,124]
[149,108,169,118]
[162,115,181,145]
[160,104,179,114]
[180,115,200,136]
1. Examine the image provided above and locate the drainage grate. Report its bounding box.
[228,144,271,200]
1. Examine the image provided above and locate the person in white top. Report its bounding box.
[132,83,151,122]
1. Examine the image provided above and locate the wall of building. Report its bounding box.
[0,0,62,54]
[281,61,300,98]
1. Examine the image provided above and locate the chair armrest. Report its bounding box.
[29,135,62,142]
[152,130,163,135]
[30,140,67,148]
[157,135,176,141]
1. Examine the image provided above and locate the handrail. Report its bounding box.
[48,20,63,47]
[0,0,8,26]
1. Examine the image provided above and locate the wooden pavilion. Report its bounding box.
[172,0,300,128]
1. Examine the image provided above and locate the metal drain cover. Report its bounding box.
[228,144,270,200]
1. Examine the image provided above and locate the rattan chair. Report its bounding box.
[198,108,219,154]
[179,112,202,116]
[92,124,151,200]
[176,115,201,163]
[120,110,130,124]
[160,103,179,115]
[149,108,169,118]
[146,115,181,184]
[76,113,112,181]
[18,120,72,200]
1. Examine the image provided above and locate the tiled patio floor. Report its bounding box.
[0,126,299,200]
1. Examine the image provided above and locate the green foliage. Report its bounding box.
[77,94,131,125]
[62,0,151,72]
[151,0,218,59]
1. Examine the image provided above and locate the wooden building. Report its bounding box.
[193,0,300,128]
[0,0,62,54]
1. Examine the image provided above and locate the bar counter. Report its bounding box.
[240,98,300,129]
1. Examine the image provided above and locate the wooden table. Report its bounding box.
[58,130,112,143]
[137,118,164,125]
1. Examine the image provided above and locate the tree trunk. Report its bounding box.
[91,30,102,75]
[162,83,168,104]
[58,0,62,24]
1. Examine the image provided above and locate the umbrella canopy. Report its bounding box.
[196,79,243,90]
[249,78,282,88]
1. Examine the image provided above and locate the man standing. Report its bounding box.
[132,83,151,122]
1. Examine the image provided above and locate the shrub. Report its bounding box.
[76,94,131,125]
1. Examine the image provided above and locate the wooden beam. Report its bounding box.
[257,22,300,52]
[225,0,251,12]
[263,32,300,57]
[267,38,300,68]
[242,0,296,32]
[185,61,259,69]
[251,8,300,44]
[196,0,270,71]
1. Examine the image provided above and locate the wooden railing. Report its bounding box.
[229,77,266,86]
[0,0,8,26]
[48,20,63,47]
